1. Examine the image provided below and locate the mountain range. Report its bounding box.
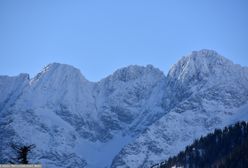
[0,49,248,168]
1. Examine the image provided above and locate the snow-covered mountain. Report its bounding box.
[0,49,248,168]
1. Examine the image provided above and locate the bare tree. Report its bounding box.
[10,144,36,164]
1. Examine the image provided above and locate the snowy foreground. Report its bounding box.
[0,49,248,168]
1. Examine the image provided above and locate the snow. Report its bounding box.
[111,49,248,167]
[0,49,248,168]
[75,134,133,168]
[229,102,248,123]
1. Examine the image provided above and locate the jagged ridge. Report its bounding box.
[0,49,248,168]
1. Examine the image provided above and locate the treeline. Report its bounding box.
[152,121,248,168]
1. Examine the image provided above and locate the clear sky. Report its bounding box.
[0,0,248,81]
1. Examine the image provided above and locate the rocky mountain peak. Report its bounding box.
[167,49,234,85]
[109,64,164,82]
[30,62,89,86]
[1,50,248,168]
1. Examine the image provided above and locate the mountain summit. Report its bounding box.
[0,50,248,168]
[168,49,235,84]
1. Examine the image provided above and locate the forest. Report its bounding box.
[152,121,248,168]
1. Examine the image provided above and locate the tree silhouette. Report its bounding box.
[10,144,36,164]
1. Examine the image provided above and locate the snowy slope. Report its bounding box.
[111,50,248,167]
[0,63,167,167]
[0,73,29,112]
[95,65,167,136]
[0,49,248,168]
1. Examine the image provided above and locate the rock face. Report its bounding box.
[0,49,248,168]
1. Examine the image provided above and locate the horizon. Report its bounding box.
[1,49,246,82]
[1,0,248,81]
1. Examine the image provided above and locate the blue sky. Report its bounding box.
[0,0,248,81]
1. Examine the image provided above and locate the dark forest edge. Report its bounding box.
[151,121,248,168]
